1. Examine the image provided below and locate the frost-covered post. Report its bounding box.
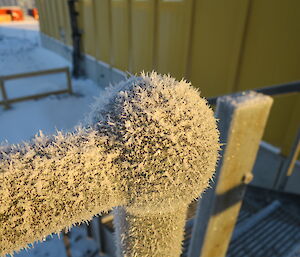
[0,73,219,257]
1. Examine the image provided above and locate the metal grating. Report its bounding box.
[181,198,262,257]
[236,198,263,225]
[290,248,300,257]
[226,203,300,257]
[181,185,300,257]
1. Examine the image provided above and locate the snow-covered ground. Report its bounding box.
[0,21,104,145]
[0,20,105,257]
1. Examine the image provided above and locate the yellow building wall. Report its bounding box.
[49,0,60,40]
[40,0,50,35]
[54,0,67,44]
[111,0,130,71]
[37,0,300,156]
[79,0,97,57]
[234,0,300,154]
[61,0,72,46]
[188,0,250,97]
[131,0,155,73]
[156,0,193,79]
[42,0,53,37]
[94,0,111,64]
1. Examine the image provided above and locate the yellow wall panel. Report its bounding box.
[94,0,111,63]
[236,0,300,91]
[39,0,70,44]
[188,0,250,97]
[263,94,300,155]
[80,0,97,56]
[281,96,300,156]
[54,0,67,43]
[40,0,50,36]
[156,0,192,79]
[131,0,155,74]
[43,0,53,37]
[235,0,300,154]
[49,0,60,39]
[61,0,72,46]
[111,0,130,71]
[40,0,300,155]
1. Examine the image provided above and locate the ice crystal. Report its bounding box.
[0,72,219,257]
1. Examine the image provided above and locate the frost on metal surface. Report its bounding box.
[0,128,122,256]
[113,205,188,257]
[0,72,219,257]
[218,91,269,107]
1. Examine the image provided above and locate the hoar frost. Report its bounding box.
[0,72,219,257]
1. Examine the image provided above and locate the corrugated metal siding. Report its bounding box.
[181,190,300,257]
[36,0,300,157]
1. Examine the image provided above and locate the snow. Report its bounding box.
[11,225,100,257]
[0,20,104,145]
[0,20,106,257]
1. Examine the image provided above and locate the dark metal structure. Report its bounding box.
[208,81,300,105]
[67,0,83,78]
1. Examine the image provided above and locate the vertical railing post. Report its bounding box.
[0,78,10,109]
[65,67,73,94]
[68,0,83,78]
[63,232,72,257]
[274,129,300,190]
[188,91,273,257]
[98,216,106,255]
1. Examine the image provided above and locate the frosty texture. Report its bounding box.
[0,72,219,257]
[0,129,123,256]
[114,206,188,257]
[89,72,220,215]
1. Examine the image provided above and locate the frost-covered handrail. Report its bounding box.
[0,72,220,257]
[0,128,124,255]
